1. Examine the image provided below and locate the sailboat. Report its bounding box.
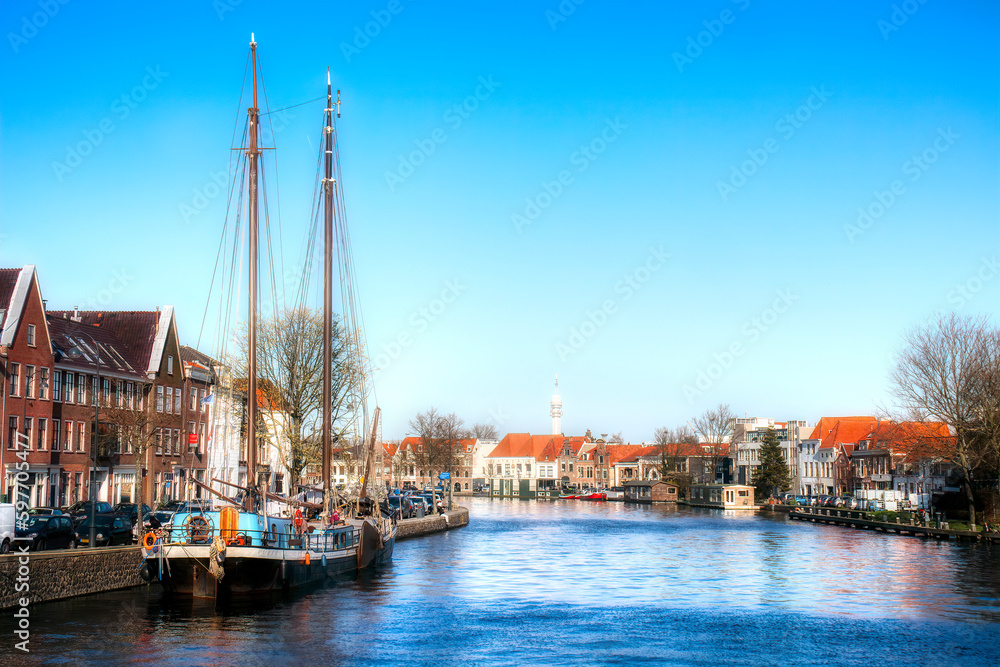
[138,35,395,599]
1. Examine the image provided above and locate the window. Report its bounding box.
[23,417,32,450]
[167,355,173,375]
[39,368,48,399]
[125,382,134,408]
[8,363,18,396]
[53,371,62,402]
[156,429,162,455]
[156,386,164,412]
[8,416,17,449]
[77,374,86,404]
[166,387,174,413]
[63,372,73,403]
[174,429,180,454]
[190,387,197,410]
[77,422,85,452]
[27,324,35,346]
[37,418,46,451]
[188,421,196,450]
[26,365,35,398]
[52,420,60,451]
[64,422,72,451]
[91,376,98,405]
[173,389,181,414]
[102,378,110,406]
[199,388,205,411]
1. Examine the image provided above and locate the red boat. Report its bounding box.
[581,492,607,501]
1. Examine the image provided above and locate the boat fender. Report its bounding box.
[321,554,327,568]
[213,536,227,564]
[304,551,310,565]
[139,561,152,582]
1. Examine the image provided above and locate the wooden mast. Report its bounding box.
[245,34,260,513]
[322,68,334,517]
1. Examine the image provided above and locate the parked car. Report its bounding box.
[112,503,152,526]
[386,495,415,519]
[16,514,77,551]
[419,493,444,514]
[27,507,64,516]
[0,503,16,554]
[64,501,114,524]
[409,496,431,516]
[75,513,134,547]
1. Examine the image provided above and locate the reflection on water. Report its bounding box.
[6,498,999,666]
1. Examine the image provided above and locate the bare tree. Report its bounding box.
[889,313,996,528]
[691,403,736,483]
[653,426,697,490]
[101,390,173,532]
[468,422,498,440]
[233,307,359,491]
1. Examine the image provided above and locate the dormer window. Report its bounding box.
[167,355,174,375]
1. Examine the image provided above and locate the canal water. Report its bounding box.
[5,498,999,666]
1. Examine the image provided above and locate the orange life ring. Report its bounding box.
[142,532,157,549]
[294,509,303,527]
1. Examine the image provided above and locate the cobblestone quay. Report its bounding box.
[0,545,144,610]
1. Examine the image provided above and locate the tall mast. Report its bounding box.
[245,34,260,512]
[322,68,334,515]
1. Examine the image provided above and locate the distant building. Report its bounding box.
[623,479,677,503]
[550,375,562,435]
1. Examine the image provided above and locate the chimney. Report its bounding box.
[71,307,82,323]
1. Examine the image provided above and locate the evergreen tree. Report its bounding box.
[752,427,790,499]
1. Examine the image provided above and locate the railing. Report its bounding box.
[147,518,364,553]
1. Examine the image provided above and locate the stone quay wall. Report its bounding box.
[0,545,145,610]
[396,507,469,541]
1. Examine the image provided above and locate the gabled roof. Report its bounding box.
[487,433,589,460]
[487,433,534,458]
[860,421,953,459]
[382,442,399,457]
[816,418,880,450]
[0,265,36,347]
[48,309,162,376]
[808,416,876,443]
[48,317,145,380]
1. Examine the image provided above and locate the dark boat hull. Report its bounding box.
[152,536,395,598]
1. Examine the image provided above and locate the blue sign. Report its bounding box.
[439,472,450,480]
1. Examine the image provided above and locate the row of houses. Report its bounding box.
[385,416,957,503]
[1,265,214,509]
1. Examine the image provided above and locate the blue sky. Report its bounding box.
[1,1,997,442]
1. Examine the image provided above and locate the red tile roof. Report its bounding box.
[862,421,953,459]
[808,416,877,442]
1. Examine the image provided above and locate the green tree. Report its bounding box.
[752,427,790,500]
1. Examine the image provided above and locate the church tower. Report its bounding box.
[550,375,563,435]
